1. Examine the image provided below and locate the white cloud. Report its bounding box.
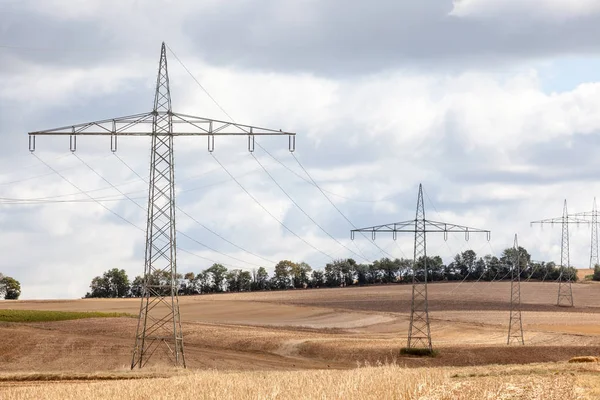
[450,0,600,20]
[0,60,148,107]
[5,3,600,298]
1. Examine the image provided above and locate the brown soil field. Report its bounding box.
[2,281,600,398]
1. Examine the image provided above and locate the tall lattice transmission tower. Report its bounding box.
[591,198,598,268]
[27,43,296,368]
[507,234,524,345]
[567,198,599,269]
[351,184,490,351]
[531,200,593,307]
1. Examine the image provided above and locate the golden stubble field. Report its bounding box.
[1,281,600,399]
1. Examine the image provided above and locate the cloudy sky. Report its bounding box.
[2,0,600,299]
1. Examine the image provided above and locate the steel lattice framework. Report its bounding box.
[591,198,598,268]
[567,198,599,269]
[351,184,491,351]
[530,200,595,307]
[507,234,524,345]
[27,43,295,369]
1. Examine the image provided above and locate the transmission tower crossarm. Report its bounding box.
[531,216,592,225]
[28,112,155,135]
[28,112,296,152]
[171,112,295,136]
[351,219,490,240]
[568,211,597,218]
[28,112,295,137]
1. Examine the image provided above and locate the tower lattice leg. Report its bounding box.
[131,43,185,369]
[407,184,432,351]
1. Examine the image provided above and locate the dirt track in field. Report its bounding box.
[1,281,600,373]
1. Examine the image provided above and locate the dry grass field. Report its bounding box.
[1,281,600,398]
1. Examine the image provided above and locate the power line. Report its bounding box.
[255,143,403,203]
[113,152,276,265]
[0,43,124,53]
[0,153,108,186]
[168,44,407,265]
[251,151,369,262]
[176,207,276,265]
[290,151,402,259]
[0,158,260,205]
[166,44,235,122]
[0,175,145,203]
[73,153,146,209]
[210,152,335,260]
[32,153,257,271]
[168,45,342,262]
[169,42,393,263]
[73,153,270,269]
[31,153,143,231]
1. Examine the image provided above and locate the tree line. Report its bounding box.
[84,245,579,298]
[0,273,21,300]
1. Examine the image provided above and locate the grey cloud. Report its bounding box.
[4,1,600,77]
[450,132,600,186]
[3,1,600,297]
[182,0,600,76]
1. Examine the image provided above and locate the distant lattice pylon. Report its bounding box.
[531,200,595,307]
[351,184,491,351]
[507,234,524,345]
[567,198,599,269]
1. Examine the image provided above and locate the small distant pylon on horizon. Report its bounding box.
[531,200,581,307]
[507,234,524,345]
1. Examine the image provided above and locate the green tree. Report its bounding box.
[181,272,197,295]
[564,266,579,282]
[140,270,181,296]
[341,259,356,286]
[484,255,502,281]
[291,262,312,288]
[374,258,399,283]
[239,270,252,291]
[593,264,600,281]
[324,259,356,287]
[225,269,252,292]
[131,275,144,297]
[196,270,211,294]
[450,250,477,278]
[86,275,110,298]
[106,268,130,297]
[473,257,486,280]
[274,260,295,289]
[86,268,130,298]
[205,264,228,292]
[311,270,325,287]
[367,263,382,284]
[0,275,21,300]
[354,263,370,285]
[252,267,270,290]
[417,256,444,281]
[501,246,531,276]
[395,258,413,282]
